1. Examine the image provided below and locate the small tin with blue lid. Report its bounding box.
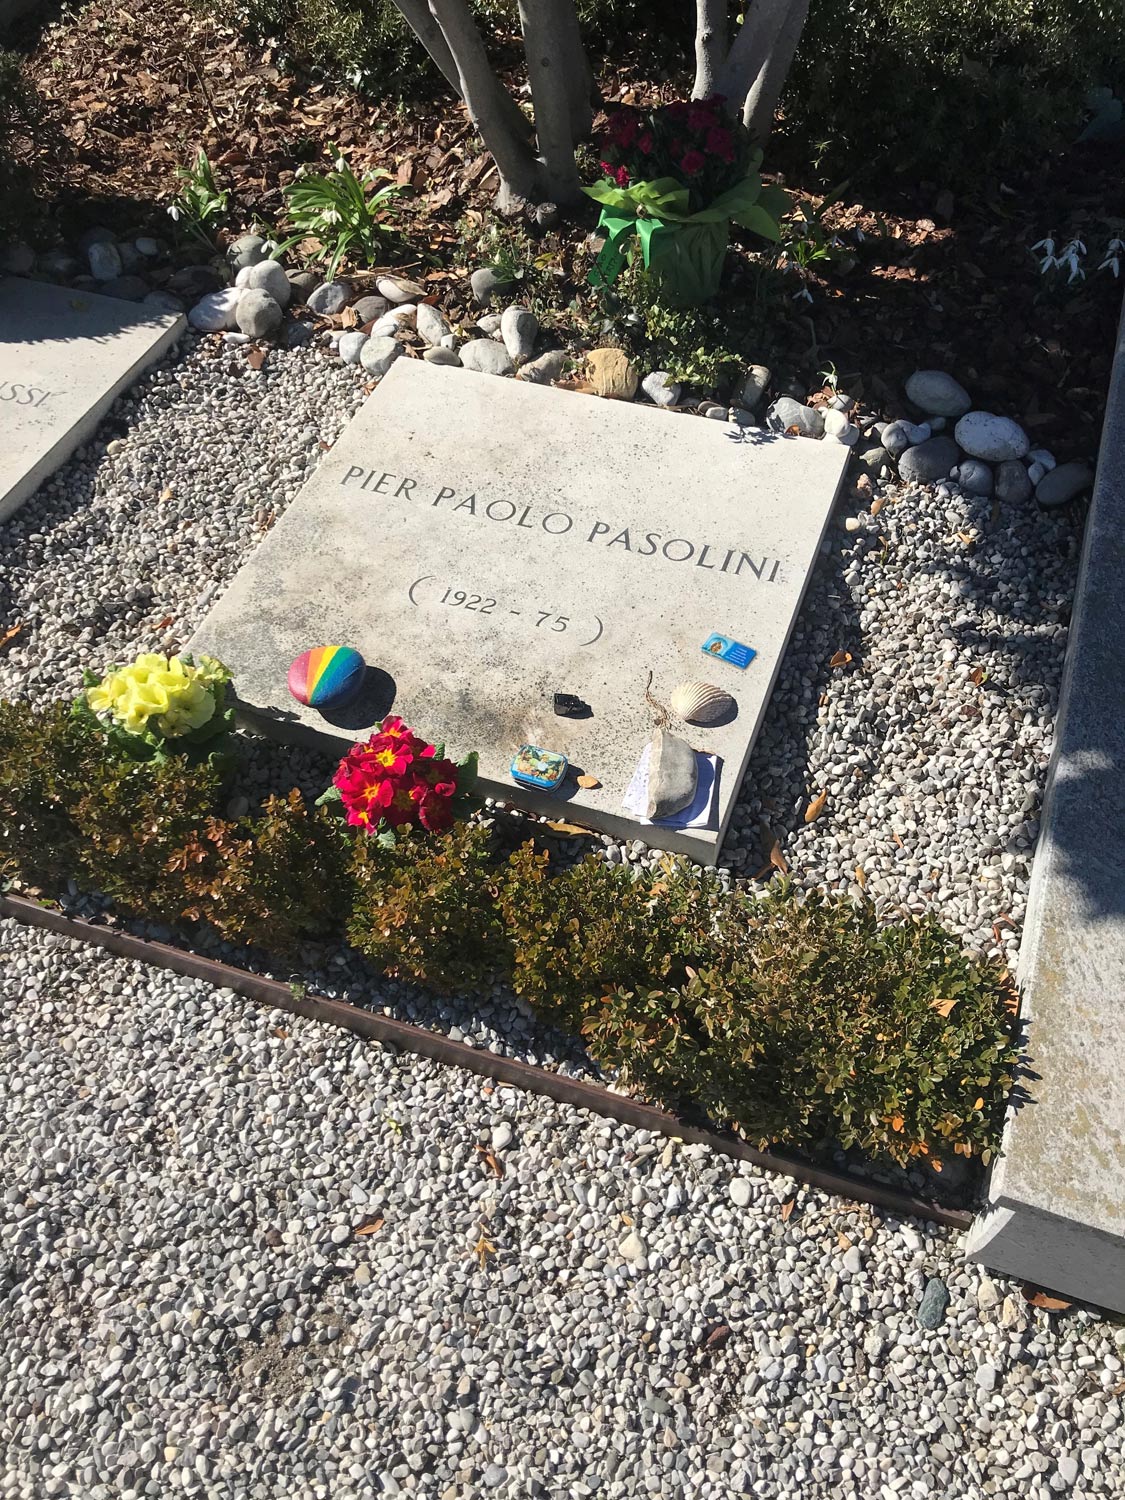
[510,744,569,792]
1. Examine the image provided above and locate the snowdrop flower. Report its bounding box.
[1031,236,1057,274]
[1059,237,1086,283]
[334,156,347,172]
[322,208,342,226]
[167,203,181,222]
[792,285,814,304]
[1100,238,1123,277]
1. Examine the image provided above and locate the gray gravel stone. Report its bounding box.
[1035,461,1094,510]
[956,457,994,496]
[500,305,538,365]
[415,302,453,346]
[519,349,569,385]
[459,339,515,377]
[898,435,960,484]
[337,330,369,365]
[954,411,1031,462]
[359,335,402,378]
[236,288,283,338]
[241,258,292,309]
[765,396,825,438]
[307,280,352,316]
[470,265,509,305]
[642,370,681,407]
[905,369,973,417]
[423,346,462,367]
[351,293,389,324]
[995,458,1033,505]
[87,240,122,281]
[227,234,270,271]
[917,1276,951,1329]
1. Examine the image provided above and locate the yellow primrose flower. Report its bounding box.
[156,680,215,737]
[194,654,229,686]
[87,671,127,715]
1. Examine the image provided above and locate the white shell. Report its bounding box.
[669,680,734,724]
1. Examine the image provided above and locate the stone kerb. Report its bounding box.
[966,290,1125,1312]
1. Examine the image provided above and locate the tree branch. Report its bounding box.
[424,0,543,210]
[693,0,727,99]
[392,0,535,147]
[518,0,583,204]
[714,0,809,141]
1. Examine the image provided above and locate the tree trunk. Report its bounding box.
[425,0,543,211]
[392,0,535,147]
[518,0,583,204]
[741,0,809,139]
[692,0,727,99]
[550,0,596,139]
[714,0,810,142]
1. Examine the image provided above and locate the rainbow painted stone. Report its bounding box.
[286,645,366,710]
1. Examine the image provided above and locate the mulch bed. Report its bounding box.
[10,0,1125,454]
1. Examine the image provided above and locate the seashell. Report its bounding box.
[377,275,426,303]
[669,680,734,725]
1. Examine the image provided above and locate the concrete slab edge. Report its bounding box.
[0,311,185,524]
[966,289,1125,1315]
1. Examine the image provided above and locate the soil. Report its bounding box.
[9,0,1124,455]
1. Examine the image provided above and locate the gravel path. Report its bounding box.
[1,920,1121,1500]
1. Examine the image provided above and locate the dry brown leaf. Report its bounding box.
[353,1216,384,1236]
[779,1197,797,1221]
[700,1323,732,1352]
[829,650,852,668]
[892,830,904,848]
[0,623,24,652]
[576,774,601,789]
[160,486,174,502]
[804,789,828,824]
[475,1144,505,1179]
[1024,1287,1072,1311]
[870,495,885,516]
[339,305,360,329]
[246,346,267,371]
[547,819,592,836]
[855,865,866,889]
[472,1226,498,1270]
[837,1231,853,1250]
[931,997,958,1018]
[970,666,985,686]
[769,839,789,875]
[956,529,974,545]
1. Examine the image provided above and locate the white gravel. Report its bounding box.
[0,331,1078,976]
[1,921,1122,1500]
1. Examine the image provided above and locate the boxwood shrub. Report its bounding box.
[0,699,1019,1170]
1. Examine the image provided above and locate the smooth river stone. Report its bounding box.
[904,369,972,418]
[954,411,1030,463]
[287,645,366,708]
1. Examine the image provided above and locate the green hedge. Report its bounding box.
[0,699,1020,1171]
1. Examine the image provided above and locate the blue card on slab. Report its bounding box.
[701,633,756,670]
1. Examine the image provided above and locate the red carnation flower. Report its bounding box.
[636,130,654,154]
[688,101,718,132]
[706,126,735,162]
[615,165,630,187]
[680,149,706,177]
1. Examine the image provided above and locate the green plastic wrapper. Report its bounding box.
[584,171,788,308]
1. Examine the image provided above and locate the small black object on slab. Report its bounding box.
[553,692,591,718]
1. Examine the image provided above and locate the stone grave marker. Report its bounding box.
[0,276,183,523]
[191,358,848,860]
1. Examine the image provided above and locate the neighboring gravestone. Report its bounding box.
[191,358,848,860]
[0,276,183,523]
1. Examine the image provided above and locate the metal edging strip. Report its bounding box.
[0,891,973,1230]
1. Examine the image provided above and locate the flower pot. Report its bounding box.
[644,218,731,307]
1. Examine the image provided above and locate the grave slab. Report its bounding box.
[190,358,848,860]
[0,275,183,523]
[966,294,1125,1314]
